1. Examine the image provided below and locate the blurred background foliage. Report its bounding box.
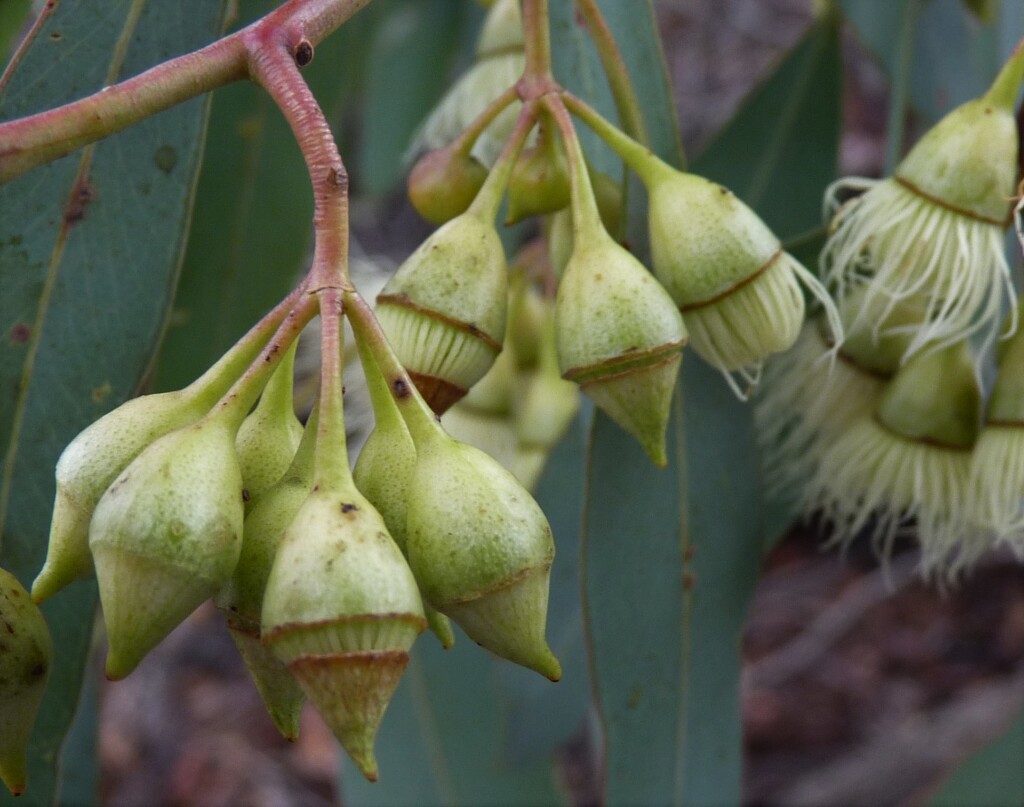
[0,0,1022,805]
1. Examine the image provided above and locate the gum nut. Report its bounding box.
[376,212,508,413]
[406,435,561,680]
[33,390,204,603]
[89,418,245,680]
[261,488,425,781]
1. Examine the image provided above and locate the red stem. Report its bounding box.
[0,0,372,183]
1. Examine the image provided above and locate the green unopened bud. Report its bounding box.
[376,211,508,413]
[897,100,1018,225]
[506,119,571,224]
[406,431,561,681]
[235,342,302,506]
[408,146,489,226]
[555,231,686,466]
[647,170,839,389]
[34,315,288,604]
[262,486,425,782]
[32,390,205,603]
[90,417,245,680]
[217,411,317,740]
[0,569,52,797]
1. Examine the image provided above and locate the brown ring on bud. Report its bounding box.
[680,248,781,312]
[561,339,687,385]
[894,175,1009,226]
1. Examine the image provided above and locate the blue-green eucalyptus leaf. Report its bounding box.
[0,2,228,803]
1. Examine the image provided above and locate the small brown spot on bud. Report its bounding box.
[393,378,410,398]
[31,663,45,678]
[340,503,357,514]
[242,488,251,503]
[294,40,314,66]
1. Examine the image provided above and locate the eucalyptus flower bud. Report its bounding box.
[217,411,317,740]
[822,47,1024,360]
[375,211,508,413]
[235,342,303,506]
[353,388,455,649]
[806,341,984,577]
[406,430,561,681]
[408,145,488,226]
[0,569,52,797]
[505,119,571,224]
[555,230,686,466]
[90,417,245,679]
[647,169,840,394]
[32,390,205,603]
[261,487,426,781]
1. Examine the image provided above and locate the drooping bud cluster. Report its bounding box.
[754,45,1024,579]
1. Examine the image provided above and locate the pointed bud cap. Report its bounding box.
[0,569,53,797]
[876,342,981,449]
[376,212,508,413]
[228,627,306,740]
[408,146,489,226]
[407,435,560,679]
[261,488,425,780]
[555,233,686,465]
[32,390,203,603]
[90,418,245,679]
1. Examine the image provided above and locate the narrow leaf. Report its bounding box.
[0,2,227,803]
